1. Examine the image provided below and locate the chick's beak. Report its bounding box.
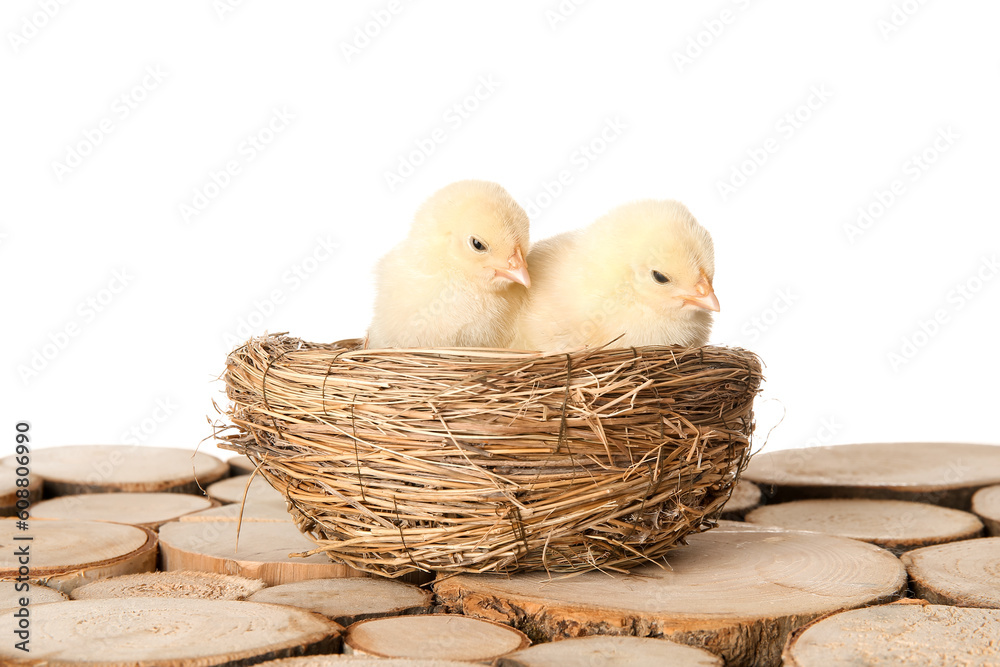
[494,246,530,288]
[682,275,720,312]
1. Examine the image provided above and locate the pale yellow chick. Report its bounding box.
[367,180,531,348]
[510,200,719,351]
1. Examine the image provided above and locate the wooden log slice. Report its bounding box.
[434,525,906,667]
[228,455,258,476]
[2,445,228,496]
[159,519,362,585]
[0,519,157,594]
[496,635,723,667]
[247,576,432,626]
[257,657,473,667]
[0,580,67,607]
[782,602,1000,666]
[0,471,42,516]
[70,570,266,601]
[207,474,288,505]
[743,442,1000,509]
[344,614,530,662]
[744,498,983,554]
[971,484,1000,536]
[31,492,215,530]
[900,537,1000,607]
[0,598,342,665]
[180,500,293,523]
[720,480,761,520]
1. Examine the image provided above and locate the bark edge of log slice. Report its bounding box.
[782,601,1000,666]
[744,498,984,553]
[70,570,266,601]
[0,519,157,594]
[256,657,477,666]
[2,445,229,496]
[434,526,906,667]
[344,613,530,662]
[900,537,1000,608]
[247,576,433,626]
[495,635,723,667]
[0,597,343,664]
[971,484,1000,536]
[743,442,1000,509]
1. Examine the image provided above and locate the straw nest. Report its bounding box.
[218,334,763,577]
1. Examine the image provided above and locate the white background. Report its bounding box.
[3,0,998,461]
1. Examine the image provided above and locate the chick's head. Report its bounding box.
[413,180,530,290]
[586,200,719,317]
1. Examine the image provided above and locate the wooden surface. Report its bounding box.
[900,537,1000,608]
[207,474,288,505]
[0,598,342,665]
[0,580,67,607]
[180,500,293,523]
[0,472,42,516]
[0,519,157,594]
[971,484,1000,536]
[434,524,906,667]
[783,601,1000,666]
[496,635,723,666]
[158,518,362,585]
[31,492,215,530]
[720,480,761,520]
[344,614,530,662]
[743,442,1000,508]
[745,498,983,553]
[2,445,228,495]
[70,570,266,601]
[247,576,432,626]
[228,455,258,476]
[256,657,475,666]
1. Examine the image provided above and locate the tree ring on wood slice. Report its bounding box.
[0,580,67,608]
[247,576,432,626]
[0,472,42,516]
[720,480,761,520]
[31,492,215,530]
[1,445,228,495]
[344,614,530,662]
[0,598,342,664]
[971,484,1000,536]
[900,537,1000,607]
[70,570,266,601]
[434,525,906,667]
[256,657,475,666]
[496,635,722,667]
[0,519,157,594]
[158,518,363,585]
[743,442,1000,509]
[207,474,289,505]
[745,498,983,554]
[782,602,1000,666]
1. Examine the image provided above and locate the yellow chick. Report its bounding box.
[510,200,718,351]
[367,180,531,348]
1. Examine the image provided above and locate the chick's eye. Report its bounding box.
[469,236,488,253]
[651,270,670,284]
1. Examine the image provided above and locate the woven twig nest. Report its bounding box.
[218,334,763,577]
